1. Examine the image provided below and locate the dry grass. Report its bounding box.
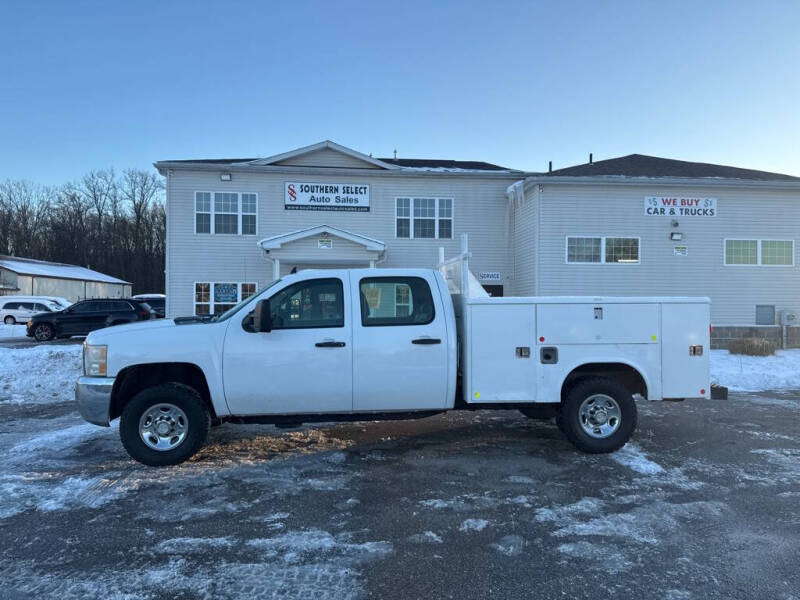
[728,337,777,356]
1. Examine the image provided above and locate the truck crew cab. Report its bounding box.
[76,241,710,466]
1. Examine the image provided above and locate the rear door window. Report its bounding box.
[359,277,435,326]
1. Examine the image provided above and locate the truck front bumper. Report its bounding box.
[75,376,115,426]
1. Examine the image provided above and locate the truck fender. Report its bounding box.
[556,355,653,401]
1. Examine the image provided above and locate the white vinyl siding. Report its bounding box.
[725,239,794,266]
[566,236,640,264]
[396,197,454,239]
[194,191,258,235]
[194,281,257,315]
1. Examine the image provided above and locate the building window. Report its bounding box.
[755,305,776,325]
[566,236,639,264]
[194,191,258,235]
[242,193,257,235]
[195,192,211,234]
[214,193,238,234]
[396,197,454,239]
[396,198,410,238]
[725,239,793,266]
[194,282,257,315]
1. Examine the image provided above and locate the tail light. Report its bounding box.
[140,310,150,319]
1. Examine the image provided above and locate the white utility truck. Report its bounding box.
[76,238,710,466]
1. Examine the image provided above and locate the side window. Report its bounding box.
[268,278,344,330]
[72,302,97,313]
[20,302,35,310]
[34,303,50,312]
[359,277,435,326]
[4,302,20,310]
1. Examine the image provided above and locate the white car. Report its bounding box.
[0,297,60,324]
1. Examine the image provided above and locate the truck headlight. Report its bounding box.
[83,344,107,377]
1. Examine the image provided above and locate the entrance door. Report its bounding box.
[482,285,504,297]
[350,273,450,411]
[223,276,353,415]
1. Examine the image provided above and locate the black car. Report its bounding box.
[26,298,155,342]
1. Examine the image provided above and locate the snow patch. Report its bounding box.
[247,529,392,564]
[409,531,443,544]
[490,534,524,556]
[459,518,489,532]
[557,541,631,573]
[611,444,664,474]
[0,345,82,404]
[156,537,236,553]
[711,349,800,392]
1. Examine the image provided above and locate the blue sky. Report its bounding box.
[1,0,798,184]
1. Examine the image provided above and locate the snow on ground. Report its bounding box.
[711,349,800,392]
[0,324,27,339]
[0,344,82,404]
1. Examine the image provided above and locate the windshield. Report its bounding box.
[211,280,281,323]
[146,298,165,310]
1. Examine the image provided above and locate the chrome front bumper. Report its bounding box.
[75,376,115,426]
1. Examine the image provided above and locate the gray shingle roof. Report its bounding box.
[546,154,800,181]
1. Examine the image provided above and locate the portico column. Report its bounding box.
[272,258,280,281]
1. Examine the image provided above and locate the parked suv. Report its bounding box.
[26,298,154,341]
[1,298,60,324]
[132,294,165,318]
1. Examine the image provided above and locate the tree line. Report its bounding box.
[0,169,166,294]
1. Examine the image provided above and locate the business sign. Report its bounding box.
[478,271,502,281]
[318,239,332,249]
[285,182,370,212]
[213,283,238,303]
[644,197,717,217]
[673,246,688,256]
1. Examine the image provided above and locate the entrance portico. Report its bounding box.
[257,225,386,280]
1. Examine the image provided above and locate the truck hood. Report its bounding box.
[85,318,180,344]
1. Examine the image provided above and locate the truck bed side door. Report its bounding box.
[350,273,449,411]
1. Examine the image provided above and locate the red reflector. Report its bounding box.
[539,336,545,342]
[701,389,706,395]
[709,325,713,335]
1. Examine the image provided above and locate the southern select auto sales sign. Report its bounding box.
[285,182,370,212]
[645,196,717,217]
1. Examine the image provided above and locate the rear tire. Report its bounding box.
[4,316,15,325]
[560,377,637,454]
[33,323,54,342]
[120,383,210,466]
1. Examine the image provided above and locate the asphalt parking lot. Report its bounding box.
[1,393,798,600]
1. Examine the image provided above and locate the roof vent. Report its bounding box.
[548,161,552,173]
[589,153,593,164]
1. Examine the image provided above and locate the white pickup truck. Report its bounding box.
[76,244,710,466]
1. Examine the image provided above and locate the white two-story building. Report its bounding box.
[155,140,800,344]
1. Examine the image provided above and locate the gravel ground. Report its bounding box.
[0,393,798,600]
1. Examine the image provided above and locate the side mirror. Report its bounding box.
[253,299,272,332]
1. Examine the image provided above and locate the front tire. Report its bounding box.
[4,316,15,325]
[560,377,637,454]
[33,323,54,342]
[120,383,211,466]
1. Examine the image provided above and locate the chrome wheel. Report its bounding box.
[578,394,622,439]
[138,403,188,451]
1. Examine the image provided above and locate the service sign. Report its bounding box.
[286,182,370,212]
[645,197,717,217]
[478,271,502,281]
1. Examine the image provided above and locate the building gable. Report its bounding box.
[245,140,398,170]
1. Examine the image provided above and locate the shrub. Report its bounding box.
[728,337,777,356]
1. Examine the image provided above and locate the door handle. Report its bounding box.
[315,341,346,348]
[412,337,441,345]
